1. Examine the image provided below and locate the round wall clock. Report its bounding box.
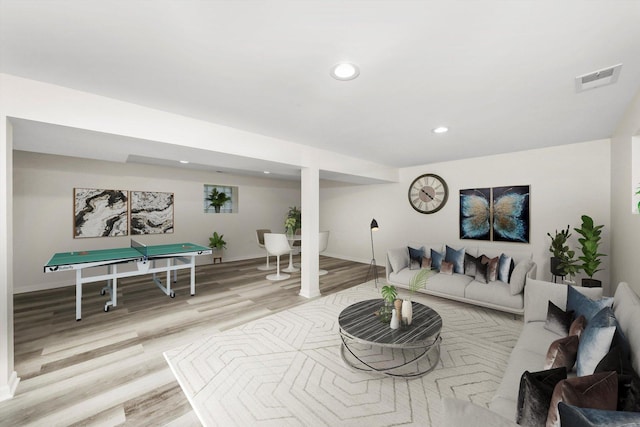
[408,173,449,214]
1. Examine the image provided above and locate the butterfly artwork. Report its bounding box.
[459,185,530,243]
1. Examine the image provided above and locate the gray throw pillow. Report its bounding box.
[387,247,409,273]
[509,259,532,295]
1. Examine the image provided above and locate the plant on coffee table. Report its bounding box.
[377,284,397,323]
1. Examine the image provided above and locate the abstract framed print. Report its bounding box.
[130,191,174,235]
[459,188,491,241]
[74,188,128,238]
[492,185,530,243]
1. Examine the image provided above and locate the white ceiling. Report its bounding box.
[2,1,640,176]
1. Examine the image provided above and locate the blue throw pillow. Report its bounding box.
[558,402,640,427]
[498,253,515,283]
[408,246,424,270]
[576,307,617,376]
[430,248,444,271]
[445,245,465,274]
[566,285,614,321]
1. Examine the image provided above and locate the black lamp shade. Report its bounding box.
[370,219,379,231]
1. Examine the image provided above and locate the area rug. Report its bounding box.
[164,281,523,426]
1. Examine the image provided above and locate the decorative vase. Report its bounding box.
[390,308,400,329]
[394,299,403,321]
[402,299,413,325]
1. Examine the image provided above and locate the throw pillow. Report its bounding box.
[408,246,424,270]
[387,247,409,273]
[430,248,444,271]
[474,259,489,284]
[569,315,586,338]
[544,301,574,336]
[516,367,567,427]
[558,402,640,427]
[566,285,614,322]
[544,335,579,371]
[498,253,515,283]
[439,260,454,275]
[481,255,499,282]
[509,259,533,295]
[546,371,618,427]
[576,307,617,376]
[595,345,640,412]
[445,245,465,274]
[421,256,432,270]
[464,253,478,277]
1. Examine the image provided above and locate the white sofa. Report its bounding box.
[385,243,537,315]
[443,278,640,425]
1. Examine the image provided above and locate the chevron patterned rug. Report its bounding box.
[164,281,523,426]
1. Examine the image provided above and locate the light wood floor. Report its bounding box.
[1,256,382,426]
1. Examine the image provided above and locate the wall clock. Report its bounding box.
[408,173,449,214]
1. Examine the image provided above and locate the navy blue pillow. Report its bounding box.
[558,402,640,427]
[445,245,465,274]
[430,249,444,271]
[566,285,613,321]
[408,246,424,270]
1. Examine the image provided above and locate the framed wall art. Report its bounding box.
[74,188,129,238]
[130,191,174,235]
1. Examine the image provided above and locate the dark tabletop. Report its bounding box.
[338,299,442,348]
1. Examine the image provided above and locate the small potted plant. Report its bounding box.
[547,226,571,277]
[208,231,227,261]
[376,284,397,323]
[558,249,580,285]
[574,215,605,288]
[284,206,301,234]
[207,188,231,213]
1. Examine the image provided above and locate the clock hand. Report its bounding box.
[421,188,434,200]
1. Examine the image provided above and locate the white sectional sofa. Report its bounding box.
[443,278,640,426]
[385,243,537,315]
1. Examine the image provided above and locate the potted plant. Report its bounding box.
[284,206,301,234]
[558,248,580,285]
[402,268,431,325]
[208,231,227,261]
[574,215,605,288]
[547,226,571,277]
[207,188,231,213]
[376,284,397,323]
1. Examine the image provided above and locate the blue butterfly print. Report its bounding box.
[460,192,490,238]
[493,191,529,242]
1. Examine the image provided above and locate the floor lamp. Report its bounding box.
[365,218,379,287]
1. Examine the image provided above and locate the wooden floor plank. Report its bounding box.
[2,255,379,426]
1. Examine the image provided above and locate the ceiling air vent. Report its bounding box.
[575,63,622,92]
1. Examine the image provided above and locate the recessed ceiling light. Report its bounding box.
[330,62,360,81]
[263,171,270,174]
[432,126,449,134]
[179,160,189,164]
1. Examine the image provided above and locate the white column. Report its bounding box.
[0,117,19,401]
[300,167,320,298]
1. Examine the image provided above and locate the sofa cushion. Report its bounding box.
[498,253,515,283]
[544,301,574,336]
[475,259,489,283]
[567,285,614,322]
[569,315,586,338]
[388,247,409,273]
[595,345,640,412]
[613,282,640,374]
[465,280,524,310]
[516,367,567,426]
[545,335,579,371]
[408,246,424,269]
[439,260,453,275]
[445,245,466,274]
[430,248,445,270]
[424,272,471,297]
[509,259,533,296]
[464,253,479,277]
[547,371,618,427]
[524,279,602,324]
[480,254,499,282]
[558,402,640,427]
[576,307,617,376]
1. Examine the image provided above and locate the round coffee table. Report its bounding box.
[338,299,442,377]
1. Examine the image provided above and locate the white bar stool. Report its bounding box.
[264,233,291,281]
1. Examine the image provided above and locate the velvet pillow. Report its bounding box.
[509,259,533,295]
[445,245,465,274]
[566,285,614,322]
[475,259,489,284]
[464,253,478,277]
[576,307,617,376]
[558,402,640,427]
[498,253,514,283]
[481,255,499,282]
[517,367,567,427]
[408,246,424,270]
[439,260,454,275]
[595,345,640,412]
[430,249,444,271]
[421,256,432,270]
[546,371,618,427]
[544,301,574,336]
[569,315,586,338]
[544,335,579,371]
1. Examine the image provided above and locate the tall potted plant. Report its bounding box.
[207,188,231,213]
[285,206,301,233]
[547,226,571,277]
[208,231,227,261]
[574,215,605,288]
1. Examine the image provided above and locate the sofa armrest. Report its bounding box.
[524,278,603,323]
[525,261,537,280]
[441,398,517,427]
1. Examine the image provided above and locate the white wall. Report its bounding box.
[611,86,640,295]
[322,139,612,289]
[13,151,301,292]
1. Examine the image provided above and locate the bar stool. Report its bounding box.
[264,233,291,281]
